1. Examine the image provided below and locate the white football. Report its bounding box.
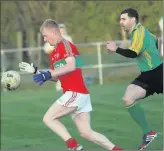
[1,70,21,90]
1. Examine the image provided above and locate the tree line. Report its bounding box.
[1,1,163,49]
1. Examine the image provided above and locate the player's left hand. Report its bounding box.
[106,41,118,52]
[19,62,38,74]
[32,71,52,85]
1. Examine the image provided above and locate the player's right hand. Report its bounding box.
[32,71,52,85]
[19,62,38,74]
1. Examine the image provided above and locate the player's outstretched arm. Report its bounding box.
[106,41,137,58]
[116,47,138,58]
[49,56,76,78]
[25,56,75,86]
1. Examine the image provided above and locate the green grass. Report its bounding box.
[1,83,163,150]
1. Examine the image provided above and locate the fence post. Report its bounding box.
[158,37,163,56]
[1,51,7,92]
[97,43,103,85]
[17,31,23,63]
[37,32,42,66]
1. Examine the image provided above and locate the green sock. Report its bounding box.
[127,102,151,134]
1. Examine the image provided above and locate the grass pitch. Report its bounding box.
[1,81,163,150]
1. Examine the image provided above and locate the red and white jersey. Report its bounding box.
[49,39,89,94]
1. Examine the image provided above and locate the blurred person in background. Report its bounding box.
[55,24,74,92]
[107,8,163,150]
[19,19,123,151]
[59,23,73,43]
[44,42,55,54]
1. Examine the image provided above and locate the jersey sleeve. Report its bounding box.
[61,40,82,68]
[129,27,145,54]
[50,64,54,70]
[49,55,54,70]
[61,40,76,58]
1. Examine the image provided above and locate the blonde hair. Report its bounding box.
[40,19,59,32]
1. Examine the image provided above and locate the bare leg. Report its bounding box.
[43,102,76,141]
[73,112,117,150]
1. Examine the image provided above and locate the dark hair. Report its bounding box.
[121,8,139,23]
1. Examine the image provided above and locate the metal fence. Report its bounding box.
[1,38,163,85]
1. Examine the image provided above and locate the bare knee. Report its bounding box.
[80,130,92,140]
[122,96,135,106]
[43,114,58,125]
[122,84,145,106]
[43,115,50,125]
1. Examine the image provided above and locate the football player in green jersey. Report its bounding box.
[106,8,163,150]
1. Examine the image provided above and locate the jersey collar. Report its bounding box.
[53,37,64,48]
[131,23,142,33]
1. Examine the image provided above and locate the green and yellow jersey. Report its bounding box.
[129,23,162,72]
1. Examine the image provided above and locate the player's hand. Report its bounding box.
[106,41,118,52]
[19,62,38,74]
[32,71,52,85]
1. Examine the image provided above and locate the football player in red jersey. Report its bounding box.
[19,19,123,151]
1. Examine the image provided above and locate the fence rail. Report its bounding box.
[1,39,163,85]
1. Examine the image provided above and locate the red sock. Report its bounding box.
[65,138,78,148]
[112,146,123,150]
